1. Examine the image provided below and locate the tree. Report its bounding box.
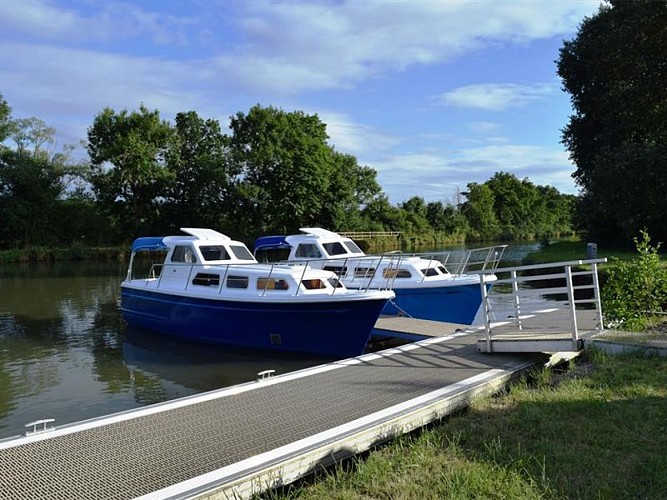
[0,93,11,144]
[318,152,383,231]
[558,0,667,245]
[163,111,232,233]
[228,105,336,237]
[361,195,406,232]
[8,117,56,157]
[87,105,174,239]
[460,183,498,239]
[0,114,67,247]
[399,196,431,233]
[426,201,468,235]
[486,172,547,239]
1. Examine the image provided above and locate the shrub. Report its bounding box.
[602,230,667,330]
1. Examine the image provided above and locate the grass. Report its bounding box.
[266,350,667,499]
[522,240,641,266]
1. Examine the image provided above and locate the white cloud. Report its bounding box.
[319,111,401,158]
[370,144,577,204]
[437,83,558,111]
[0,1,601,98]
[229,0,601,92]
[0,0,198,45]
[466,121,501,134]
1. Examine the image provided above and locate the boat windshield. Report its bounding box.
[229,245,256,261]
[343,240,363,254]
[323,242,348,256]
[200,245,230,261]
[295,244,322,258]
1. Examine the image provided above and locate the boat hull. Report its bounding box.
[382,282,490,325]
[120,286,389,358]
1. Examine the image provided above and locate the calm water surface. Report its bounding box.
[0,242,540,439]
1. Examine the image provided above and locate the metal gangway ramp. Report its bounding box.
[0,333,542,499]
[476,258,607,354]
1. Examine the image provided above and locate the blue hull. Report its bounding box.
[382,283,488,325]
[120,287,389,358]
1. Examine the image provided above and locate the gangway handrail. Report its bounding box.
[476,258,607,274]
[479,257,607,353]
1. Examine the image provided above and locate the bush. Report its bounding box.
[602,230,667,330]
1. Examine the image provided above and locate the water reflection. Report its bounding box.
[0,261,328,439]
[122,329,326,400]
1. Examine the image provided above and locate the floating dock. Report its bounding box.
[0,322,544,500]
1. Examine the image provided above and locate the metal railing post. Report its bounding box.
[591,262,604,331]
[565,265,579,350]
[511,269,522,331]
[296,263,309,297]
[480,273,492,353]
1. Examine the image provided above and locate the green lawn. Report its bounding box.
[522,240,641,266]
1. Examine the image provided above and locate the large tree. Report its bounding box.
[558,0,667,244]
[87,105,174,238]
[318,151,383,231]
[0,112,67,247]
[228,105,342,237]
[460,182,498,239]
[162,111,232,233]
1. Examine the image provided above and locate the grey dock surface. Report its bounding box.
[0,323,544,500]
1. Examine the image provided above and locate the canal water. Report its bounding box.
[0,242,540,439]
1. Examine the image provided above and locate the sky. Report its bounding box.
[0,0,604,204]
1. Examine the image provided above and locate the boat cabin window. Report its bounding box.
[323,265,347,276]
[230,245,255,261]
[226,275,249,289]
[343,240,363,254]
[257,278,289,291]
[422,267,440,277]
[200,245,230,261]
[383,268,412,279]
[323,242,348,256]
[328,277,344,288]
[192,273,220,286]
[302,279,327,290]
[172,245,197,263]
[438,265,449,274]
[353,267,375,278]
[295,244,322,258]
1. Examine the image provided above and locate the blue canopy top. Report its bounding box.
[253,235,291,252]
[131,237,168,252]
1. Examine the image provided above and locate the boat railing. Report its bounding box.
[387,244,508,277]
[476,258,607,353]
[129,260,388,297]
[297,254,402,292]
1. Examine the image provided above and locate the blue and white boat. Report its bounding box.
[121,228,394,358]
[254,228,506,325]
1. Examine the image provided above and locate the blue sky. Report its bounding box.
[0,0,603,204]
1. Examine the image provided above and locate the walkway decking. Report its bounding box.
[0,324,544,500]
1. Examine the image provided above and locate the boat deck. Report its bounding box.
[0,327,542,500]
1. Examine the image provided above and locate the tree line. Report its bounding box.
[1,95,575,250]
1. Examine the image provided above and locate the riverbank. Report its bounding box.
[0,246,127,263]
[521,239,640,265]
